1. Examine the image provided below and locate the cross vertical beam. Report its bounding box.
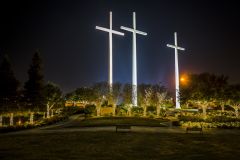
[167,32,185,109]
[109,12,112,85]
[121,12,147,106]
[96,11,124,87]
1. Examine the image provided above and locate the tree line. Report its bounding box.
[65,81,173,117]
[0,50,64,126]
[180,72,240,118]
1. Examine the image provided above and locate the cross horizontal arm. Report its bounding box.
[167,44,176,48]
[96,26,124,36]
[167,44,185,50]
[121,26,147,35]
[111,30,124,36]
[96,26,111,32]
[120,26,134,32]
[135,30,147,36]
[177,47,185,50]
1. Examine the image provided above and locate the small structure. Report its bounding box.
[100,107,113,116]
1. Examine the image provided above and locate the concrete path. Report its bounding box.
[3,114,240,135]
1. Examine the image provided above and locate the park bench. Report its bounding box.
[186,127,203,134]
[116,125,131,132]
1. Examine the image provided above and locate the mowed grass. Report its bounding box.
[0,132,240,159]
[69,116,170,127]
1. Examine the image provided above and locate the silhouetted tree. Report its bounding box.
[0,55,21,126]
[214,75,229,112]
[180,72,228,118]
[65,91,76,105]
[24,50,45,123]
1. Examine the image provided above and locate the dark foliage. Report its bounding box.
[0,55,21,113]
[24,50,45,111]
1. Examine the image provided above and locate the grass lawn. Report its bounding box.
[0,132,240,159]
[69,116,170,127]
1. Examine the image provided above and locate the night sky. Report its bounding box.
[1,0,240,94]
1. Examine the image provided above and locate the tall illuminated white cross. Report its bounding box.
[167,32,185,109]
[95,11,124,86]
[121,12,147,106]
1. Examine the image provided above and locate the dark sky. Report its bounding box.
[1,0,240,94]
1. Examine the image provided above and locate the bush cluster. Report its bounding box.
[116,105,128,115]
[0,113,70,133]
[103,113,110,117]
[179,121,240,129]
[84,105,97,117]
[63,106,84,114]
[175,111,235,118]
[173,111,240,128]
[117,112,127,116]
[0,107,84,133]
[131,106,143,114]
[133,113,142,117]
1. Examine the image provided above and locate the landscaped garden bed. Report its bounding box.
[0,106,84,133]
[173,111,240,128]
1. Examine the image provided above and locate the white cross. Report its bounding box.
[167,32,185,109]
[95,11,124,86]
[121,12,147,106]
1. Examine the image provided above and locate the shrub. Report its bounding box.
[133,113,141,117]
[179,116,204,122]
[165,104,173,108]
[159,108,166,117]
[63,106,84,114]
[132,106,143,114]
[147,106,156,113]
[122,113,127,116]
[116,105,127,115]
[121,105,128,113]
[24,121,29,127]
[172,121,181,126]
[205,116,240,123]
[84,105,97,117]
[117,112,122,116]
[148,113,155,118]
[103,113,110,117]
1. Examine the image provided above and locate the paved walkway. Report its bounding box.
[3,114,240,135]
